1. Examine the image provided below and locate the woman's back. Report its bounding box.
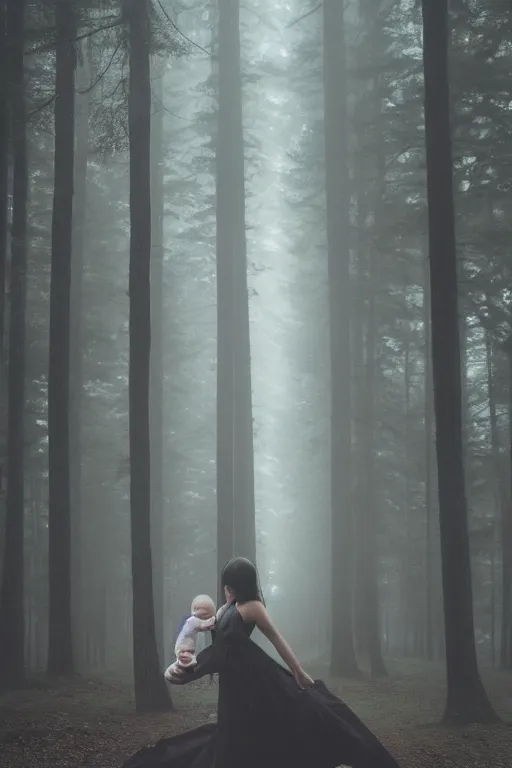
[123,561,402,768]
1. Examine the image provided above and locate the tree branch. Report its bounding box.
[25,19,122,56]
[77,39,124,95]
[155,1,211,57]
[28,94,56,120]
[286,3,321,29]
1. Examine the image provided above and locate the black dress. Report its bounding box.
[123,604,401,768]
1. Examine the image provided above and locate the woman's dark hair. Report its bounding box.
[221,557,264,605]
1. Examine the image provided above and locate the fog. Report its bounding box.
[0,1,511,766]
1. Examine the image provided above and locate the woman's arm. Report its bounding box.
[237,601,313,687]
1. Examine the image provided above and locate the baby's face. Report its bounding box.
[194,601,215,619]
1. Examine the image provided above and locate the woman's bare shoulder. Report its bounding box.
[237,600,267,621]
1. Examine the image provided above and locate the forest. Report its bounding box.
[0,1,511,767]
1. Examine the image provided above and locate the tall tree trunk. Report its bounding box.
[484,332,501,668]
[0,0,28,690]
[47,0,76,679]
[421,0,497,724]
[423,256,434,661]
[69,43,90,672]
[0,0,8,364]
[353,251,366,658]
[323,0,359,677]
[352,150,367,658]
[484,328,505,665]
[216,0,256,591]
[503,350,512,669]
[216,1,236,590]
[360,254,387,677]
[459,310,469,453]
[125,0,170,713]
[150,59,166,668]
[403,335,414,656]
[228,3,255,564]
[30,467,44,670]
[490,536,496,667]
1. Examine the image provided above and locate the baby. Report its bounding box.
[164,594,216,679]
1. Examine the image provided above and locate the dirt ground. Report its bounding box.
[0,660,511,768]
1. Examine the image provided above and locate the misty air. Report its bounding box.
[0,2,510,768]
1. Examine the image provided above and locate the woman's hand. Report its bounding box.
[166,669,187,685]
[164,664,187,685]
[293,667,314,690]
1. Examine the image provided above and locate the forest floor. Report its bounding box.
[0,660,511,768]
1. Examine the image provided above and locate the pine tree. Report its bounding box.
[421,0,497,724]
[47,0,77,678]
[322,0,359,678]
[216,0,256,587]
[125,0,171,712]
[0,0,29,690]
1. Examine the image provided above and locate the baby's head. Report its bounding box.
[191,594,216,620]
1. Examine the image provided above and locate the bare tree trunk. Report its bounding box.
[125,0,171,712]
[486,330,498,668]
[216,0,256,592]
[490,537,496,667]
[47,0,76,679]
[360,254,387,677]
[0,0,8,364]
[227,1,255,563]
[459,314,469,453]
[423,256,434,661]
[421,0,497,724]
[353,253,366,658]
[403,336,412,656]
[31,468,44,670]
[216,2,236,590]
[69,42,90,672]
[484,330,505,667]
[323,0,359,677]
[0,0,28,690]
[352,156,367,659]
[150,59,166,668]
[503,350,512,668]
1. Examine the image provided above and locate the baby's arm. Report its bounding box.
[196,616,216,631]
[164,660,180,680]
[167,645,219,685]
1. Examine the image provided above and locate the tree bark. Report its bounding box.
[322,0,359,677]
[69,41,90,672]
[0,0,28,690]
[484,332,501,668]
[352,151,367,658]
[353,270,365,656]
[150,59,166,668]
[216,1,236,592]
[216,0,256,592]
[47,0,76,679]
[423,256,434,661]
[227,1,255,565]
[360,254,387,677]
[0,0,8,364]
[403,335,413,656]
[503,351,512,668]
[125,0,171,712]
[421,0,497,723]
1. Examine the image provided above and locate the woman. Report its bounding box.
[124,558,401,768]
